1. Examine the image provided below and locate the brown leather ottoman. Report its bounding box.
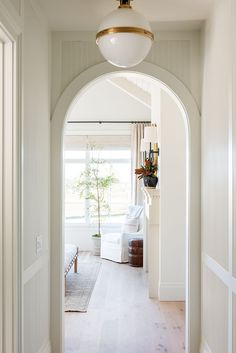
[128,238,143,267]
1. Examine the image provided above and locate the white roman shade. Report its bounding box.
[64,135,131,151]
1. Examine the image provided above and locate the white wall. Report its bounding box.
[159,90,186,301]
[65,224,120,251]
[22,1,51,353]
[51,30,201,114]
[0,0,51,352]
[201,0,236,352]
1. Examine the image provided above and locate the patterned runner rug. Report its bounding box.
[64,252,102,312]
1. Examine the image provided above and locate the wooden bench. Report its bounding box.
[64,244,79,295]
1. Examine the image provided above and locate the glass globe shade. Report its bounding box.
[96,7,154,68]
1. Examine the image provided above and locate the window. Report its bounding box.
[64,136,131,225]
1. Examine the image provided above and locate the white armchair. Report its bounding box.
[101,205,143,263]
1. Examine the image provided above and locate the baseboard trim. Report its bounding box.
[158,282,185,301]
[200,341,213,353]
[38,340,51,353]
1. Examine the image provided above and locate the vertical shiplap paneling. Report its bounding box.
[146,40,191,91]
[61,40,103,93]
[9,0,21,14]
[52,32,197,111]
[60,39,191,98]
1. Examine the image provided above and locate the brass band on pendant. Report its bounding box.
[118,4,132,8]
[96,27,154,43]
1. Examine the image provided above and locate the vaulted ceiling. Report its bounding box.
[37,0,214,31]
[67,76,152,123]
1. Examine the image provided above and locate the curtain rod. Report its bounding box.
[67,121,151,124]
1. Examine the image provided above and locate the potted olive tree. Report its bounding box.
[75,156,116,255]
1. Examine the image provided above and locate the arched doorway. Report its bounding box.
[51,62,201,353]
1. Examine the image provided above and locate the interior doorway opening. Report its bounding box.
[62,72,187,352]
[50,62,201,353]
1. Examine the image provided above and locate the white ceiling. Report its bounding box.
[67,78,151,123]
[38,0,214,31]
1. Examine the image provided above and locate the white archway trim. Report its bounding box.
[51,62,201,353]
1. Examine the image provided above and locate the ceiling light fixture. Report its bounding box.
[96,0,154,68]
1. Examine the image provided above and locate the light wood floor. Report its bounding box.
[65,254,185,353]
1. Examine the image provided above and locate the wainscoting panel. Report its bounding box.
[201,341,213,353]
[202,264,228,353]
[24,264,50,353]
[23,253,48,285]
[38,339,51,353]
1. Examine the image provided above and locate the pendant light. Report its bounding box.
[96,0,154,68]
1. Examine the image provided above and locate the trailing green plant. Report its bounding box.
[75,155,116,237]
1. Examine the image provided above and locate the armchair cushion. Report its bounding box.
[101,205,144,263]
[101,233,122,245]
[121,216,139,233]
[128,205,143,218]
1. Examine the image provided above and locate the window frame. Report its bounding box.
[64,145,131,226]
